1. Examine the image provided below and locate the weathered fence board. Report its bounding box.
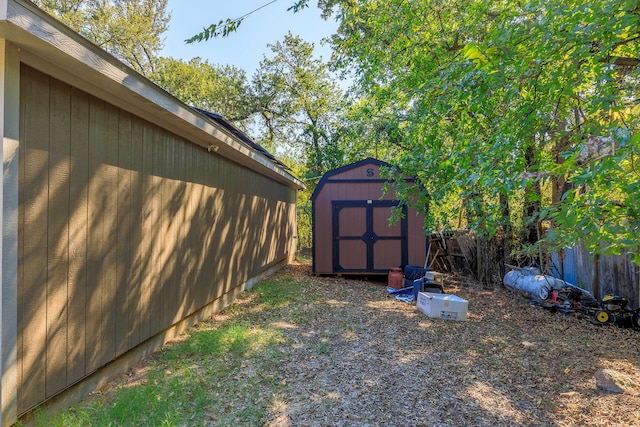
[552,243,640,308]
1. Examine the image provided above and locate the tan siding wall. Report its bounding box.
[17,65,296,414]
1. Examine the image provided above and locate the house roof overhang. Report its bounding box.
[0,0,304,190]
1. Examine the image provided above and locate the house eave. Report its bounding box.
[0,0,304,190]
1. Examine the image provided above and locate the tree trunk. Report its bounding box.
[592,254,600,301]
[523,144,541,263]
[500,191,511,280]
[464,191,492,287]
[551,133,572,280]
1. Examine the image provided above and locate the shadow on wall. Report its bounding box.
[17,65,296,414]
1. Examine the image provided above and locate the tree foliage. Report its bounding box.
[149,57,255,127]
[252,33,345,177]
[32,0,170,75]
[314,0,639,263]
[185,0,311,43]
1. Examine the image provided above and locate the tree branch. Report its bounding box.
[599,55,640,67]
[611,34,640,51]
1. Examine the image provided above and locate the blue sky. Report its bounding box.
[161,0,339,76]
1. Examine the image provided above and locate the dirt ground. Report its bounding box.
[262,262,640,427]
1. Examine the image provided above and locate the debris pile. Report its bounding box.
[504,267,640,330]
[387,265,445,303]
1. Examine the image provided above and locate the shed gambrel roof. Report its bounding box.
[311,157,415,201]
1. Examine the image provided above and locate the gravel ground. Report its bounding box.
[261,262,640,427]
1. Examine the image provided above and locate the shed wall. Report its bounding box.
[313,161,426,274]
[17,65,296,414]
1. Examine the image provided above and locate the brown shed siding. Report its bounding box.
[17,65,296,413]
[312,158,427,275]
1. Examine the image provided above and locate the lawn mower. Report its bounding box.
[542,288,640,330]
[504,267,640,330]
[593,294,640,329]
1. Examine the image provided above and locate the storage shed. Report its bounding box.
[312,158,428,275]
[0,1,303,424]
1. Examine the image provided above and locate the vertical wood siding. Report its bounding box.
[17,65,296,414]
[553,244,640,309]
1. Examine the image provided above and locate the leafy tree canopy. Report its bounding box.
[149,57,255,127]
[314,0,639,262]
[251,33,345,177]
[33,0,170,75]
[186,0,640,261]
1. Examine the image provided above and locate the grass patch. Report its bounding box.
[251,275,302,308]
[316,340,331,354]
[295,251,312,264]
[40,276,297,427]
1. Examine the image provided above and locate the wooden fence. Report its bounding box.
[551,244,640,309]
[429,231,639,308]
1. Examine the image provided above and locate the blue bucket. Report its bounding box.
[412,278,424,300]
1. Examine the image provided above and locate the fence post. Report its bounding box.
[592,254,600,301]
